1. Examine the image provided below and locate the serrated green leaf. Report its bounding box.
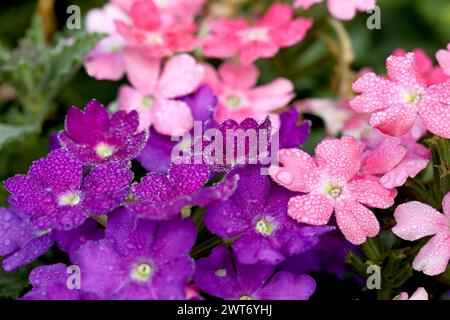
[0,123,36,149]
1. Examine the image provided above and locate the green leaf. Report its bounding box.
[0,264,30,299]
[0,123,35,149]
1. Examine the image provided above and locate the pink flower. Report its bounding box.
[269,136,394,245]
[393,287,428,300]
[436,43,450,76]
[202,3,312,65]
[350,52,450,138]
[112,0,206,25]
[115,0,197,58]
[202,62,294,128]
[394,48,449,86]
[294,0,377,21]
[392,192,450,276]
[347,119,431,189]
[84,3,130,80]
[118,53,204,136]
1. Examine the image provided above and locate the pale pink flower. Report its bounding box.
[296,99,357,136]
[270,136,394,245]
[393,287,428,300]
[118,53,204,136]
[350,52,450,138]
[346,118,431,189]
[394,49,449,86]
[392,192,450,276]
[294,0,377,21]
[84,3,130,80]
[202,3,313,65]
[202,62,294,128]
[436,43,450,76]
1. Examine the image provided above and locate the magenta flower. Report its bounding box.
[74,209,196,299]
[205,166,332,265]
[202,62,294,127]
[294,0,377,21]
[0,208,53,272]
[118,53,204,135]
[126,163,238,220]
[350,52,450,138]
[202,3,312,65]
[436,43,450,76]
[59,99,147,165]
[270,136,395,245]
[392,192,450,276]
[194,246,316,300]
[4,150,133,231]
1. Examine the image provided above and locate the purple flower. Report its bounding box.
[137,85,218,173]
[279,108,311,149]
[205,166,332,265]
[126,162,238,220]
[0,207,53,272]
[194,246,316,300]
[22,264,97,300]
[4,149,133,231]
[73,209,196,300]
[59,99,147,165]
[280,233,356,279]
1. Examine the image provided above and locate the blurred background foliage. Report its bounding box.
[0,0,449,299]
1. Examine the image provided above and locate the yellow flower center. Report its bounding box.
[142,95,156,108]
[240,295,253,300]
[404,92,421,104]
[256,218,275,236]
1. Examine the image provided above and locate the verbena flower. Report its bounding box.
[294,0,377,21]
[205,166,332,265]
[270,136,394,245]
[350,52,450,138]
[0,207,53,272]
[59,99,147,165]
[126,162,238,220]
[202,62,294,127]
[202,3,312,65]
[4,150,133,231]
[118,53,204,135]
[278,108,311,149]
[22,264,97,300]
[436,43,450,76]
[74,209,196,299]
[137,85,218,173]
[392,192,450,276]
[394,48,449,86]
[194,246,316,300]
[393,287,428,300]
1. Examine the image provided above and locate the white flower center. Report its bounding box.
[94,142,115,159]
[255,218,275,236]
[245,28,268,42]
[146,33,164,45]
[214,269,227,277]
[131,263,153,282]
[58,191,81,206]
